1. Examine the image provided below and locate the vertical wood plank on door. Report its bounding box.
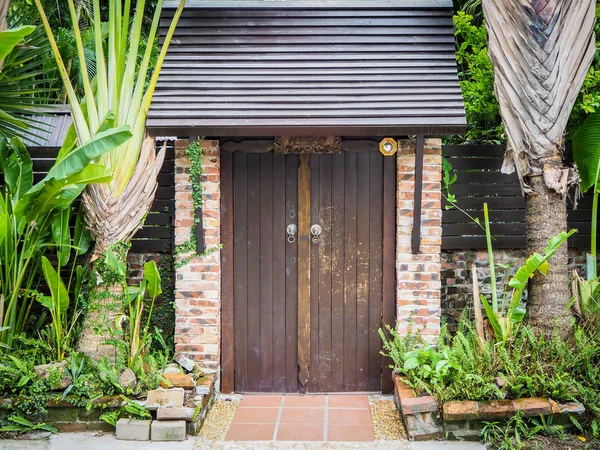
[285,155,299,392]
[343,153,358,392]
[330,154,345,392]
[220,150,235,393]
[272,154,287,391]
[233,152,249,392]
[297,154,312,388]
[308,155,320,392]
[259,153,274,391]
[368,152,384,391]
[246,154,261,392]
[356,153,370,391]
[317,155,333,392]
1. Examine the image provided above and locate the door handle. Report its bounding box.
[310,224,322,243]
[287,224,297,243]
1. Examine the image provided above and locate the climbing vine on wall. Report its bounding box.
[174,140,219,269]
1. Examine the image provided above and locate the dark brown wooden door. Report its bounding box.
[229,151,394,393]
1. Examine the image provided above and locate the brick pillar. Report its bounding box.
[173,139,221,369]
[396,138,443,342]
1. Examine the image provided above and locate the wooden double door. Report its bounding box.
[221,150,395,393]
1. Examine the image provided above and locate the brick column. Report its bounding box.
[173,139,221,369]
[396,138,443,342]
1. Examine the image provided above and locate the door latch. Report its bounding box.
[310,224,322,243]
[286,224,297,243]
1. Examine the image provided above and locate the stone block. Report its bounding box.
[161,373,195,390]
[151,419,187,441]
[175,353,196,372]
[46,407,78,422]
[147,388,184,408]
[443,401,479,421]
[34,361,71,390]
[157,407,195,421]
[115,418,151,441]
[512,397,552,416]
[477,400,515,420]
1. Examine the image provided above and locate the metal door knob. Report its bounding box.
[310,224,322,243]
[287,224,297,243]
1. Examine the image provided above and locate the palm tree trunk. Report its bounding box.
[76,271,122,361]
[525,176,571,336]
[482,0,596,337]
[77,136,165,359]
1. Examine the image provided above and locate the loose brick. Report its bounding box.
[116,418,151,441]
[147,389,184,408]
[151,420,187,441]
[443,401,479,421]
[160,373,195,390]
[157,407,195,421]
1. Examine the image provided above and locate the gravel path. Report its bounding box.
[369,398,407,440]
[198,399,239,440]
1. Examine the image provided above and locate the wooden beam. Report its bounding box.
[297,153,311,387]
[412,135,424,254]
[220,150,235,393]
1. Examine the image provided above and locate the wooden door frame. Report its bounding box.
[220,148,397,394]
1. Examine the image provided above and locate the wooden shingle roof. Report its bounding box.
[147,0,466,137]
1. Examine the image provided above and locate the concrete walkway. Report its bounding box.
[0,432,487,450]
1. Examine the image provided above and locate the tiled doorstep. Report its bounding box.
[226,395,375,442]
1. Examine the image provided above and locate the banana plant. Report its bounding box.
[35,0,185,358]
[573,112,600,280]
[0,127,130,350]
[477,203,576,344]
[104,251,162,368]
[37,209,92,360]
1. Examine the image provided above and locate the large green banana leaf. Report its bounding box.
[573,112,600,193]
[43,126,131,182]
[19,164,112,219]
[0,26,35,63]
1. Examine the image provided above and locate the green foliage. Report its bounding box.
[567,3,600,135]
[0,415,57,434]
[99,245,164,369]
[99,395,150,427]
[450,12,503,144]
[0,132,123,351]
[174,140,221,269]
[477,203,575,343]
[573,111,600,278]
[0,24,57,140]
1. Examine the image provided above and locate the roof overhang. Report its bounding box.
[147,0,466,137]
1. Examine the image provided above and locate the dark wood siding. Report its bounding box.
[442,144,596,250]
[148,0,465,137]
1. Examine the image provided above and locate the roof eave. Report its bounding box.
[146,122,467,138]
[163,0,453,10]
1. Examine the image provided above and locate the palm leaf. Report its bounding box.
[573,112,600,193]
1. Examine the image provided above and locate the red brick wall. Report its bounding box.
[173,139,221,369]
[396,139,443,342]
